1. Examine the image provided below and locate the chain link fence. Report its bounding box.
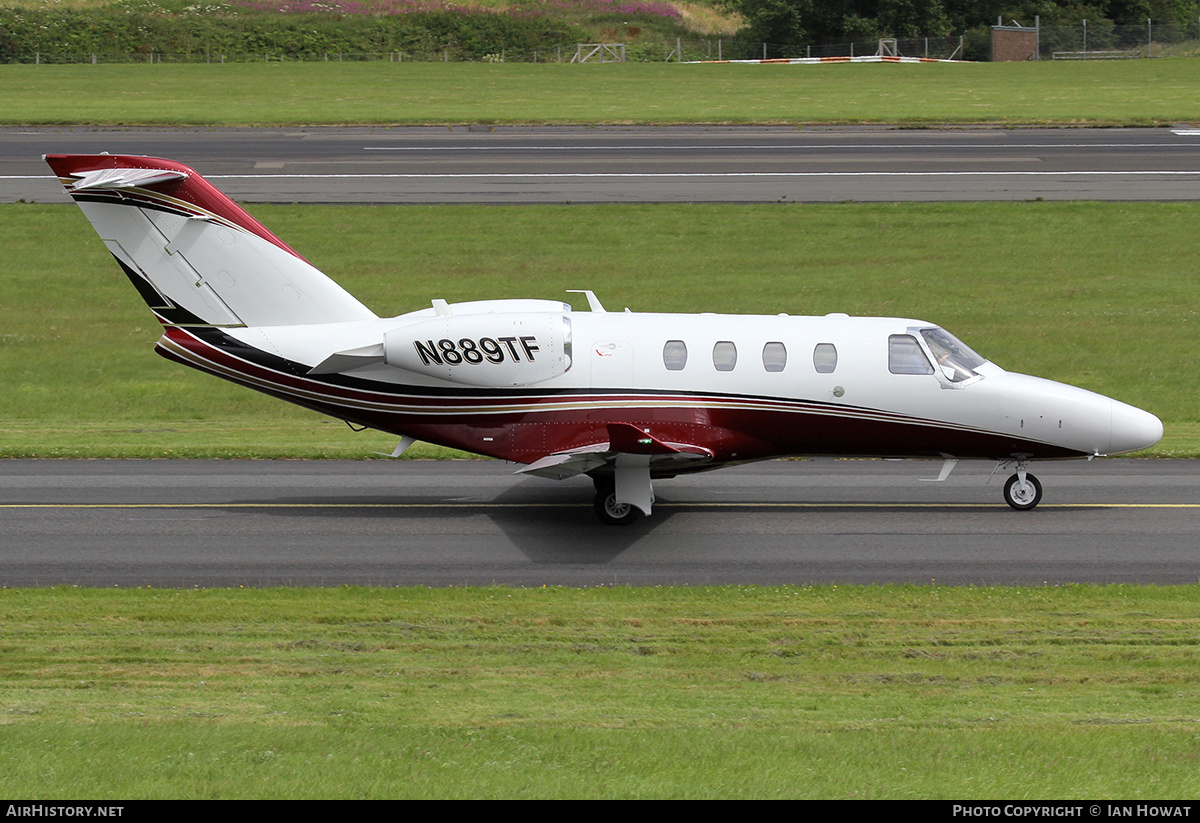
[0,35,984,63]
[1039,21,1200,59]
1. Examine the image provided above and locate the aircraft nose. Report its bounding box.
[1108,399,1163,455]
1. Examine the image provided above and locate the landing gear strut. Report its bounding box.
[1003,470,1042,511]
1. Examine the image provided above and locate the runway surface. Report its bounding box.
[3,459,1196,587]
[6,125,1200,203]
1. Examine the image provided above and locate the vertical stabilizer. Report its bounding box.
[45,154,377,328]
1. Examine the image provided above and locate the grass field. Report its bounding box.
[2,585,1199,799]
[2,59,1200,126]
[4,56,1198,800]
[2,200,1194,458]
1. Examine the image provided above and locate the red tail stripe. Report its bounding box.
[44,154,307,262]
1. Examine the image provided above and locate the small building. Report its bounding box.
[992,20,1039,61]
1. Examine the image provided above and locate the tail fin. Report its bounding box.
[45,154,377,327]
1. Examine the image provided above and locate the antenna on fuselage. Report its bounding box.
[566,290,606,313]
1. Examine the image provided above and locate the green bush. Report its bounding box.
[0,7,591,61]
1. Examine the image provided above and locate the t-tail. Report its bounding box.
[45,154,377,328]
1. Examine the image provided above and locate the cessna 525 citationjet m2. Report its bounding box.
[46,154,1163,525]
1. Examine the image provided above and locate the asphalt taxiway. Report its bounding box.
[6,125,1200,203]
[2,459,1196,587]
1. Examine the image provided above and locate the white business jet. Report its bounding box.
[46,154,1163,524]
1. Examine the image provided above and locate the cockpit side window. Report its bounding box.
[920,327,985,383]
[888,334,933,375]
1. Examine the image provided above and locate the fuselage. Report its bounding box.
[156,301,1163,471]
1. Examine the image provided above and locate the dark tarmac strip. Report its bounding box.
[5,125,1200,203]
[2,459,1196,587]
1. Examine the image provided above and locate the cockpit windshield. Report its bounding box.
[920,327,986,383]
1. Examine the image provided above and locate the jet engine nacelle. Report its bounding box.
[384,313,572,387]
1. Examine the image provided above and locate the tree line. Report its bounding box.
[726,0,1200,47]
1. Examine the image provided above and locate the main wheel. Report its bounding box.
[594,489,641,526]
[1003,472,1042,511]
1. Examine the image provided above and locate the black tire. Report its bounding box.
[1003,472,1042,511]
[594,489,641,526]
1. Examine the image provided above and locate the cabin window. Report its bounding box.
[712,341,737,372]
[762,342,787,372]
[663,340,688,371]
[888,334,934,375]
[813,343,838,374]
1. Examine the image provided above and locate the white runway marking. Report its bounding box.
[188,170,1200,180]
[364,142,1200,151]
[4,502,1196,509]
[10,170,1197,182]
[362,141,1200,151]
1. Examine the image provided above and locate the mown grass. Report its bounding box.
[1,59,1199,126]
[2,200,1195,458]
[1,584,1199,798]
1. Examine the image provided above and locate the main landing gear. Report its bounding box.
[594,477,641,526]
[1002,465,1043,511]
[591,464,654,526]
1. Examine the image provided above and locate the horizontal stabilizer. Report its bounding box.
[68,167,188,191]
[308,343,387,375]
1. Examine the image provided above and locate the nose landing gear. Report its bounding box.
[1002,465,1043,510]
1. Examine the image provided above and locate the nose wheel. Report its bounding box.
[1003,471,1042,510]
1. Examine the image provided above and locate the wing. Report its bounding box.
[515,423,714,516]
[516,423,714,480]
